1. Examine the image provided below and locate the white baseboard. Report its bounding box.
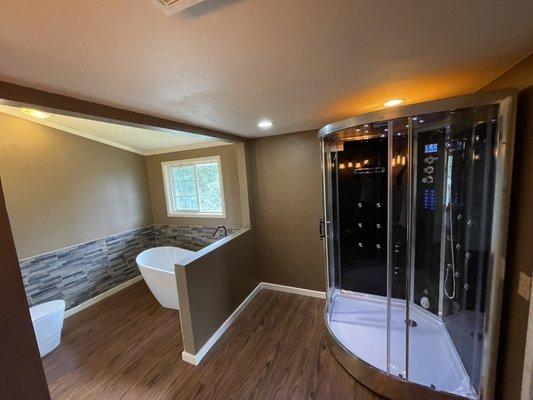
[259,282,326,299]
[181,351,198,365]
[181,282,263,365]
[64,275,143,318]
[181,281,325,365]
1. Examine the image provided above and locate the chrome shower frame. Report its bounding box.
[319,89,516,400]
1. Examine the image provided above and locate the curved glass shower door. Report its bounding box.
[324,122,392,375]
[323,120,410,382]
[408,106,500,398]
[321,92,515,400]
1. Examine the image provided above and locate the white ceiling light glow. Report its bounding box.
[258,119,273,129]
[383,99,404,107]
[20,108,50,119]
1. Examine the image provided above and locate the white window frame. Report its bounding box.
[161,155,226,218]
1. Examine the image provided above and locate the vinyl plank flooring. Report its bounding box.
[43,281,385,400]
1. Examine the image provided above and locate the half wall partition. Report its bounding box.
[319,90,516,400]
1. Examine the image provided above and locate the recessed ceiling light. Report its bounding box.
[257,119,273,129]
[20,108,50,119]
[384,99,404,107]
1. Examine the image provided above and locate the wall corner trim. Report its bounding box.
[64,275,143,318]
[180,282,326,365]
[180,351,198,365]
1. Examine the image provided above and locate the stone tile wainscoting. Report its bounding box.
[19,224,240,311]
[20,226,155,309]
[154,224,240,251]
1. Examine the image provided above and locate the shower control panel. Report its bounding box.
[414,129,445,314]
[423,189,436,211]
[420,143,440,210]
[422,145,438,187]
[423,155,437,164]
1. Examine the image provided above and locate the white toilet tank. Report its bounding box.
[30,300,66,357]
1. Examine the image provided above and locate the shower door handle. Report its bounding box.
[318,219,326,239]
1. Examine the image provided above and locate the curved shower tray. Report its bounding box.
[326,325,469,400]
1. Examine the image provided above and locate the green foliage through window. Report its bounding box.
[165,158,224,215]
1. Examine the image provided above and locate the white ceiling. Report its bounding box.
[0,0,532,138]
[0,105,228,155]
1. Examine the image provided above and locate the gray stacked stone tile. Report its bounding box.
[154,224,239,251]
[20,226,155,310]
[19,224,240,311]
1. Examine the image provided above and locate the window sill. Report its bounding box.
[167,212,226,219]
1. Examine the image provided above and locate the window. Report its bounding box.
[162,156,225,217]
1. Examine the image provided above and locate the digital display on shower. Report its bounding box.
[425,143,438,153]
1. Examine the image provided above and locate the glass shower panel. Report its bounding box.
[326,123,390,371]
[410,111,469,395]
[439,106,498,394]
[387,118,410,378]
[322,139,340,313]
[408,106,499,398]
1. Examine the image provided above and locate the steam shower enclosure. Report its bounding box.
[319,90,515,400]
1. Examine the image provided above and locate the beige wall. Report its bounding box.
[482,54,533,92]
[0,113,152,259]
[251,131,325,291]
[145,143,246,228]
[481,54,533,400]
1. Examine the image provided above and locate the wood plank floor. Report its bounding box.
[43,281,385,400]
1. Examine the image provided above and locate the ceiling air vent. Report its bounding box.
[150,0,206,15]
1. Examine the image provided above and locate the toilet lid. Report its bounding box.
[30,300,65,322]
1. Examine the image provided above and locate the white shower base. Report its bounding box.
[329,291,477,399]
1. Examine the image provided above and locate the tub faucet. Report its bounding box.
[212,225,227,238]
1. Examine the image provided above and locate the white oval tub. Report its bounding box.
[136,246,195,309]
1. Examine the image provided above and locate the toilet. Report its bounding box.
[30,300,66,357]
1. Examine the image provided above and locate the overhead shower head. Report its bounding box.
[444,139,465,153]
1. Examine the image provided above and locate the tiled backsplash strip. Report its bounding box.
[19,224,240,310]
[154,224,240,251]
[20,226,155,310]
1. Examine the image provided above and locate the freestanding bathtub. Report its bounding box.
[136,247,195,309]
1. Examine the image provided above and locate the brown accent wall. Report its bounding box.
[251,131,325,291]
[176,229,258,353]
[0,180,50,400]
[145,144,246,228]
[0,113,152,259]
[481,54,533,400]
